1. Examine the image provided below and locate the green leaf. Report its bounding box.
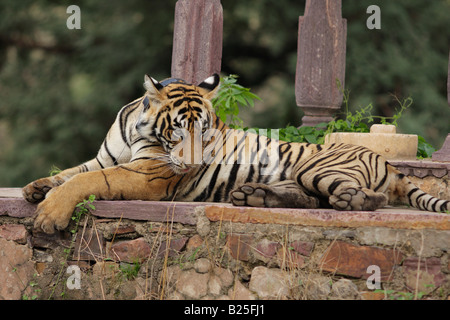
[305,134,317,144]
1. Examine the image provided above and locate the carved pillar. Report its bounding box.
[432,50,450,162]
[295,0,347,127]
[171,0,223,85]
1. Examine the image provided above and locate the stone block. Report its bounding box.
[319,241,403,281]
[228,280,256,300]
[226,233,253,261]
[331,279,360,300]
[156,237,188,258]
[176,269,209,299]
[276,247,305,269]
[31,229,71,249]
[290,240,314,256]
[0,224,27,244]
[186,234,203,251]
[194,258,211,273]
[325,125,418,160]
[110,238,151,263]
[253,239,280,260]
[360,291,385,300]
[91,200,197,225]
[403,257,446,294]
[73,228,106,261]
[249,266,290,299]
[0,238,35,300]
[205,205,450,230]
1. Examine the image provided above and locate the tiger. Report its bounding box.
[22,74,450,234]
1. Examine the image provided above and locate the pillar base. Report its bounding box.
[432,134,450,162]
[299,105,340,127]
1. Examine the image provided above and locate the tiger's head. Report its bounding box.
[136,74,220,174]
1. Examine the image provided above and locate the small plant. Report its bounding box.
[119,260,141,280]
[212,74,261,127]
[417,136,436,159]
[72,194,96,233]
[374,289,427,300]
[22,273,41,300]
[49,165,62,176]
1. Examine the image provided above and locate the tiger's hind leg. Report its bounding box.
[329,186,388,211]
[230,180,320,208]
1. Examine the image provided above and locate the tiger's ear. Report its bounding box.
[143,75,164,109]
[197,74,220,100]
[144,75,164,95]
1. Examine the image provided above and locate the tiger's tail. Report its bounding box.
[388,166,450,213]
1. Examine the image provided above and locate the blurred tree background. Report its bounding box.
[0,0,449,187]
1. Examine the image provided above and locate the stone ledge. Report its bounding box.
[389,160,450,178]
[1,188,449,231]
[205,205,450,230]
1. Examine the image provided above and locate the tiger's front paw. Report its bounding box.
[22,178,55,203]
[33,192,76,234]
[23,176,65,203]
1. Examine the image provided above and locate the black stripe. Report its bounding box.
[224,162,241,198]
[165,174,187,200]
[167,93,184,99]
[244,165,255,183]
[430,198,440,212]
[358,152,372,188]
[96,156,105,169]
[194,164,222,201]
[373,162,389,192]
[174,98,186,107]
[190,98,203,105]
[294,145,305,164]
[103,139,118,165]
[279,149,291,181]
[101,170,111,192]
[328,179,343,195]
[425,195,434,208]
[119,100,141,145]
[212,182,225,202]
[406,188,420,207]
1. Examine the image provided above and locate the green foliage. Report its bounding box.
[74,194,96,211]
[119,261,141,280]
[212,75,261,127]
[49,165,62,177]
[326,82,414,134]
[374,289,429,300]
[417,136,436,159]
[221,76,436,159]
[273,124,328,145]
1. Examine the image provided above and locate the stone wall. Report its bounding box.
[1,187,449,300]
